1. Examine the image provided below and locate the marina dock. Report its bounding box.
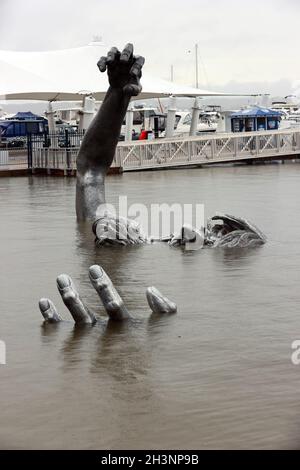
[1,128,300,176]
[115,128,300,170]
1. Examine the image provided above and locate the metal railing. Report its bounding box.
[0,141,28,169]
[29,130,85,172]
[0,130,85,171]
[30,130,121,172]
[115,128,300,170]
[27,127,300,173]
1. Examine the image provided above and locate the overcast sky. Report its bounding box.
[0,0,299,95]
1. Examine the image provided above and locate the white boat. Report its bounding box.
[172,111,217,136]
[271,96,300,130]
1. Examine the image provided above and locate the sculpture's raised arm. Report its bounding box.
[76,44,145,221]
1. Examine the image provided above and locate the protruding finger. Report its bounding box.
[146,287,177,314]
[120,43,134,63]
[89,265,130,321]
[106,47,119,64]
[130,55,145,77]
[56,274,96,324]
[123,83,142,97]
[97,56,107,72]
[39,298,62,323]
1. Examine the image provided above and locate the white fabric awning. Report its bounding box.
[0,43,250,101]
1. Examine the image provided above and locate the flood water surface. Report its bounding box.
[1,165,300,449]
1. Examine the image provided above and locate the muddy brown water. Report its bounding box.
[1,165,300,449]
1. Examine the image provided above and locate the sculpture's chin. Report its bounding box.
[93,213,148,246]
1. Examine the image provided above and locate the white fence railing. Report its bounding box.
[31,128,300,172]
[0,148,28,169]
[116,129,300,170]
[32,147,78,171]
[0,150,9,165]
[32,147,120,171]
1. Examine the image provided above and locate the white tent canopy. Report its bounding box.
[0,42,248,101]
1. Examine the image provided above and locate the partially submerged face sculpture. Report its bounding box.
[91,212,267,250]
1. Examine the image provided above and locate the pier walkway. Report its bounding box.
[116,128,300,171]
[2,128,300,176]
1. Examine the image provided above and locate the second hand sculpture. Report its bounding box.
[39,265,177,324]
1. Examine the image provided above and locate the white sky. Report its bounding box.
[0,0,299,95]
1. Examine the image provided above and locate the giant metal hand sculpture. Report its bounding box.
[39,265,177,324]
[97,45,144,97]
[76,44,145,222]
